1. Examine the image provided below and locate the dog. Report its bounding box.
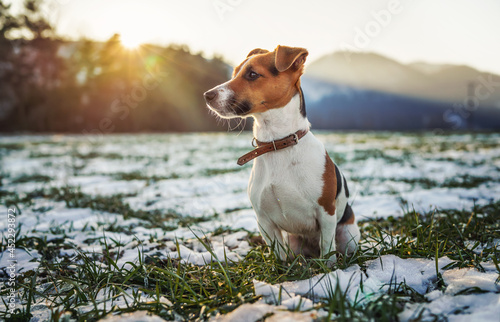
[203,45,360,265]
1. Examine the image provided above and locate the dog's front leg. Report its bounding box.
[318,210,338,267]
[257,219,287,261]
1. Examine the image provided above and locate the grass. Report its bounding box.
[359,201,500,271]
[112,172,180,182]
[71,151,123,160]
[0,187,219,232]
[10,174,52,184]
[2,200,498,321]
[202,167,246,177]
[0,142,26,151]
[111,168,244,182]
[1,189,46,214]
[443,175,493,189]
[1,132,499,320]
[351,174,494,191]
[46,186,218,230]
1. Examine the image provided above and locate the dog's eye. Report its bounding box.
[247,71,260,81]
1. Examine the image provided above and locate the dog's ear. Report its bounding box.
[275,45,308,72]
[247,48,269,58]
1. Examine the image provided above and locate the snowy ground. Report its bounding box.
[0,132,499,321]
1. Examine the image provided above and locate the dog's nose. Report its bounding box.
[204,89,217,102]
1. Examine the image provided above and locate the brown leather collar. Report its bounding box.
[237,129,309,166]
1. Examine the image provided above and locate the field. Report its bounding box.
[1,132,499,321]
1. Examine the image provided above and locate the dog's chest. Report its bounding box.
[248,134,326,233]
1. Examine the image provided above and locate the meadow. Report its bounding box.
[0,132,499,321]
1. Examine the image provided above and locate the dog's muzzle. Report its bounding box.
[203,89,218,104]
[203,85,240,118]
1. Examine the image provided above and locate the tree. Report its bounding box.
[0,1,19,126]
[22,0,53,39]
[0,0,231,133]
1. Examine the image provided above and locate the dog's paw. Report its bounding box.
[325,254,337,269]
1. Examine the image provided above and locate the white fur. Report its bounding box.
[252,95,310,142]
[248,93,360,264]
[205,81,236,119]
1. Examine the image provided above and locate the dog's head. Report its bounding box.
[204,45,308,119]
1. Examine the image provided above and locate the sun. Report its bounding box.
[120,31,144,50]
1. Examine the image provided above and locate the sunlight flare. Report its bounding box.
[120,31,144,49]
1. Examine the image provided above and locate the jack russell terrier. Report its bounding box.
[203,45,360,265]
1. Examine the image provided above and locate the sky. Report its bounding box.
[13,0,500,74]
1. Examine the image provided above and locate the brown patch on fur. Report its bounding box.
[345,211,355,224]
[338,204,355,225]
[227,45,308,115]
[287,234,320,258]
[318,152,337,216]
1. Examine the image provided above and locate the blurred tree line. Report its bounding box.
[0,0,231,133]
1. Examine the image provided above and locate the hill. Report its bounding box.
[306,51,500,106]
[301,76,500,131]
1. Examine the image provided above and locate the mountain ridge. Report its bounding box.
[305,51,500,106]
[301,75,500,131]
